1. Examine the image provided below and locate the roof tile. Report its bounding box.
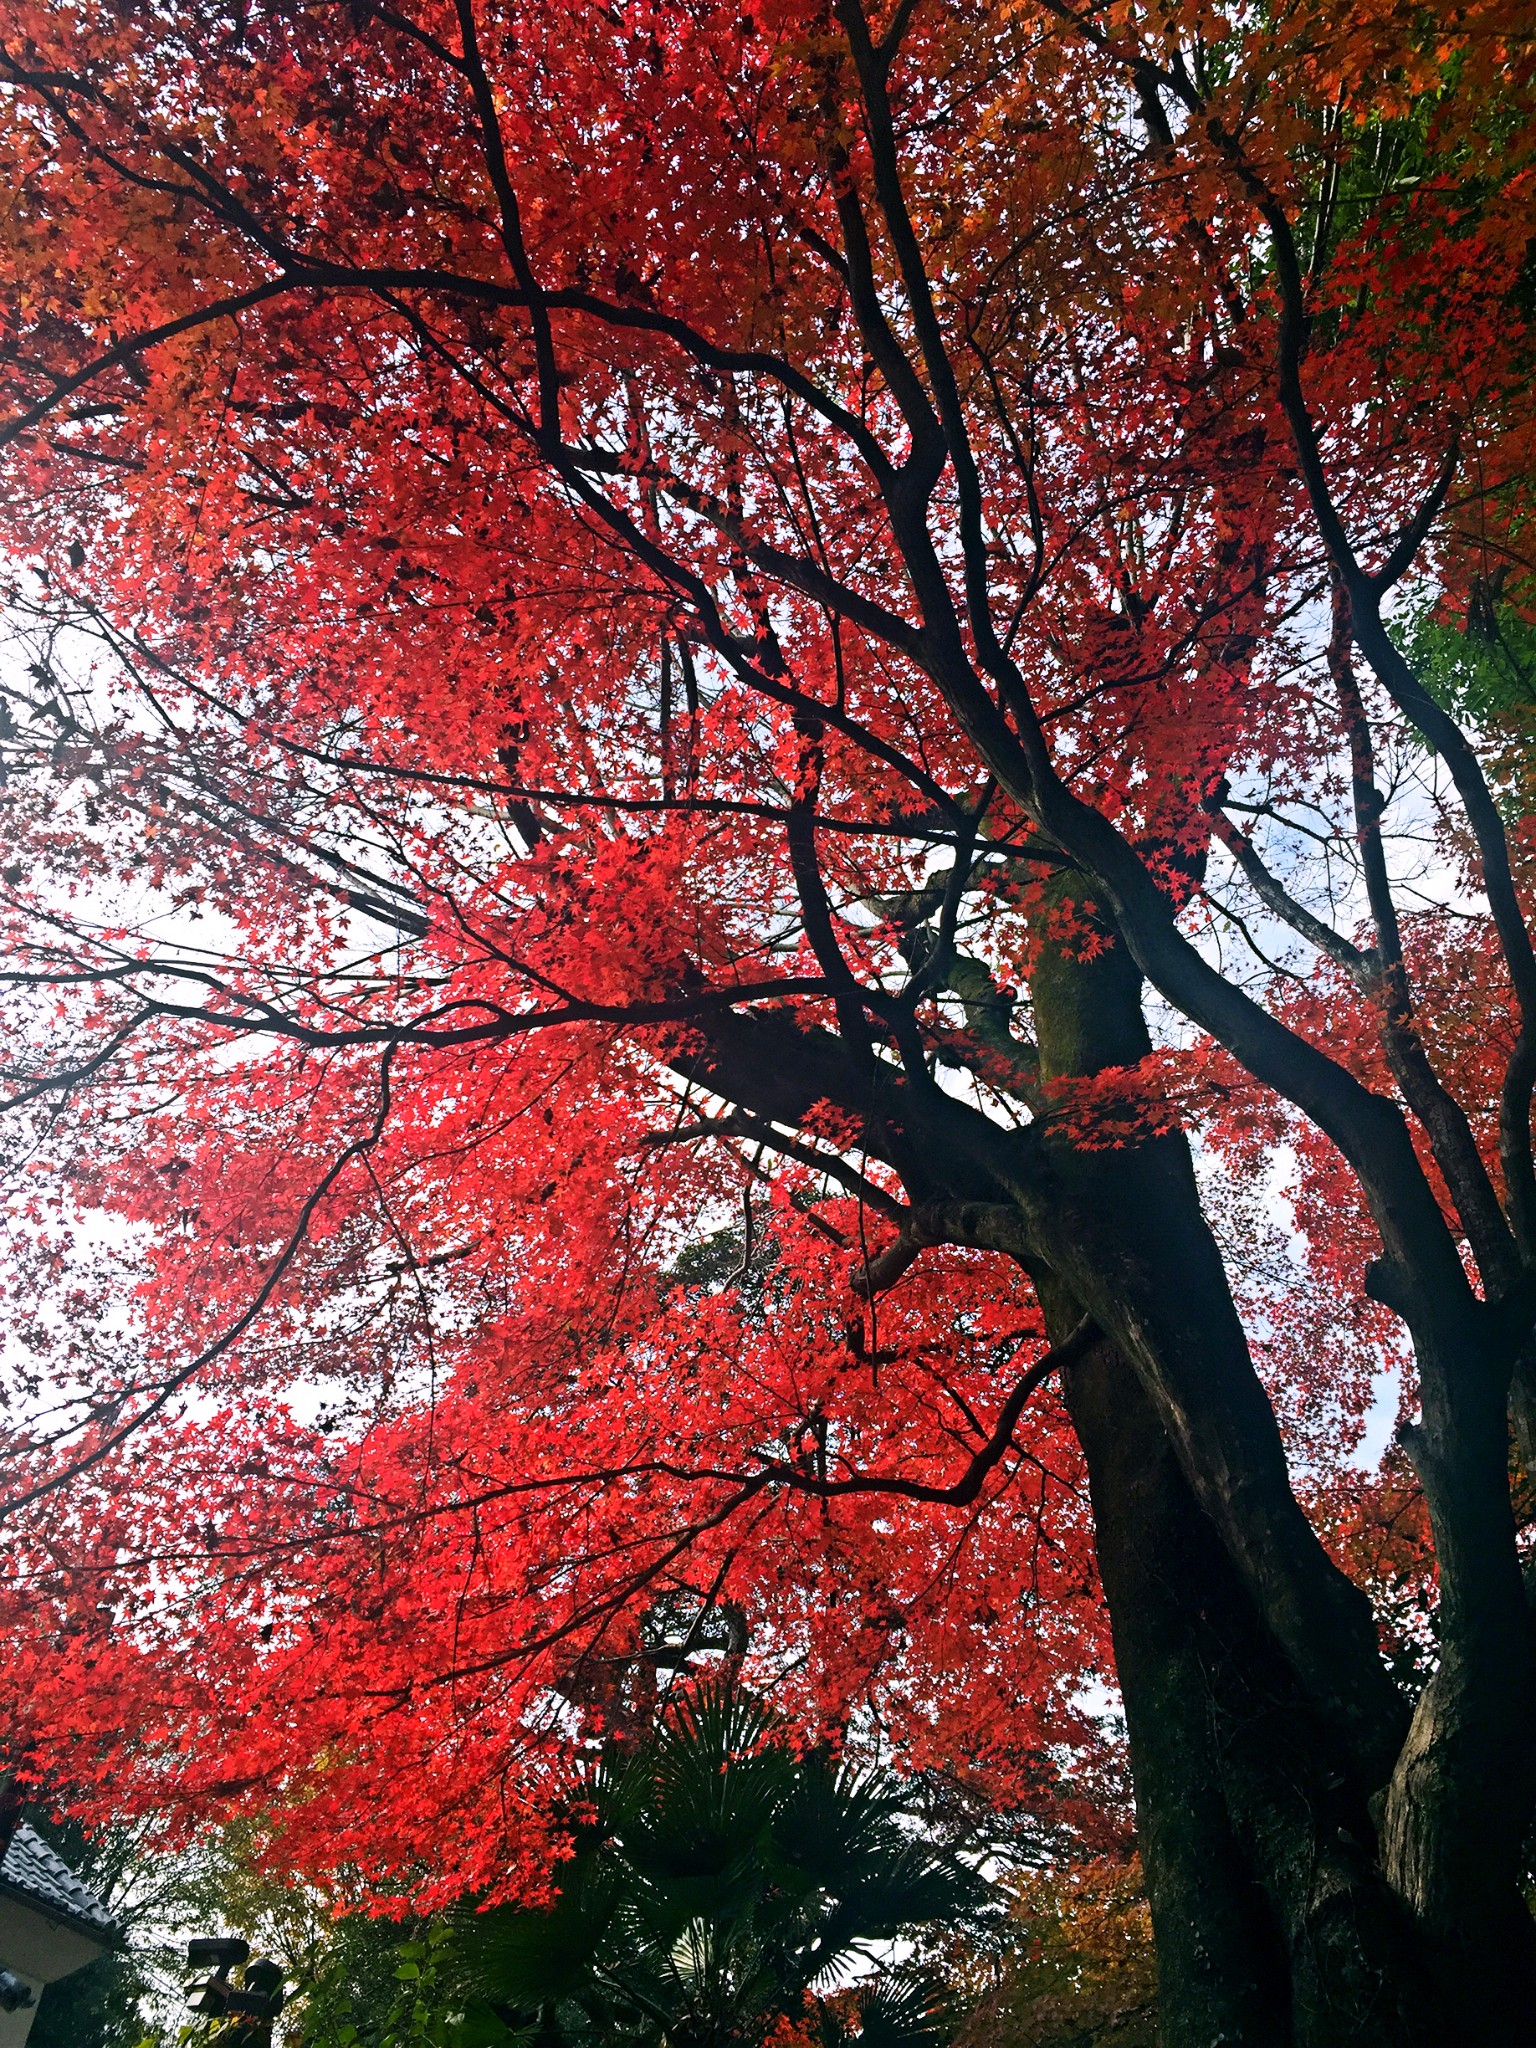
[0,1826,119,1945]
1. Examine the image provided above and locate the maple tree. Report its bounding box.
[0,0,1534,2039]
[961,1858,1157,2048]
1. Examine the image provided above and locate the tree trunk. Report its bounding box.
[1024,882,1536,2046]
[1060,1327,1433,2047]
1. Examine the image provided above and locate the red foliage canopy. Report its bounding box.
[0,0,1531,1932]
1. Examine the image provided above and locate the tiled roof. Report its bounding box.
[0,1825,120,1947]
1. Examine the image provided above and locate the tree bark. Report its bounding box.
[1061,1330,1431,2048]
[1025,880,1531,2046]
